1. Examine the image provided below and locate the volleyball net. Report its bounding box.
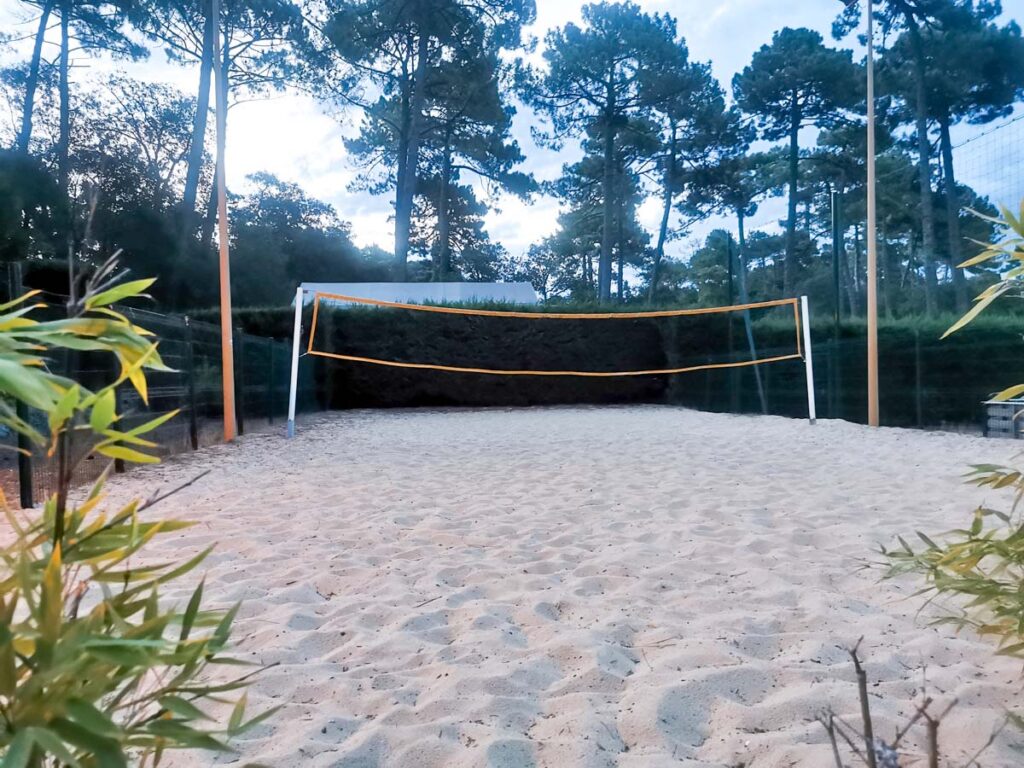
[286,289,817,433]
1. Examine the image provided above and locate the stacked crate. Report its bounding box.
[984,398,1024,438]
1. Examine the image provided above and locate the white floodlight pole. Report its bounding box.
[801,296,817,425]
[287,285,303,438]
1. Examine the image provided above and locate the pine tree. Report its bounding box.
[323,0,533,279]
[733,27,860,294]
[520,1,679,301]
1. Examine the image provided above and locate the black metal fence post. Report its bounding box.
[266,338,275,424]
[184,316,200,450]
[9,263,34,508]
[113,384,126,474]
[915,329,923,429]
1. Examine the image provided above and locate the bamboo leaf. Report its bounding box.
[96,445,160,465]
[1,730,34,768]
[228,693,247,734]
[91,389,117,432]
[40,544,63,645]
[942,285,1009,338]
[159,695,212,722]
[992,383,1024,402]
[24,727,81,767]
[86,278,157,310]
[180,580,204,644]
[50,719,125,768]
[65,699,122,739]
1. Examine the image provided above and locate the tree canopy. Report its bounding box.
[0,0,1018,318]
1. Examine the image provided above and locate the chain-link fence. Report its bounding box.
[0,299,324,509]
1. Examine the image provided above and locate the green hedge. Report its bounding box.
[194,305,1024,428]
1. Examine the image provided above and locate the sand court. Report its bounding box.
[101,406,1024,767]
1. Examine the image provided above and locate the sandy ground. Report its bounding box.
[98,406,1024,767]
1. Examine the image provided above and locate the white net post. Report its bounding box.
[801,295,817,425]
[286,286,303,438]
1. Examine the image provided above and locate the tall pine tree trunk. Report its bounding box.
[394,31,429,281]
[841,236,857,316]
[201,31,230,256]
[599,103,616,302]
[17,0,53,153]
[906,22,939,316]
[784,93,800,294]
[57,4,70,197]
[434,131,452,281]
[647,124,676,303]
[879,230,894,319]
[57,2,73,298]
[851,222,863,315]
[394,67,411,269]
[736,212,767,414]
[172,9,215,300]
[200,159,218,253]
[938,115,968,312]
[177,10,215,254]
[616,184,625,302]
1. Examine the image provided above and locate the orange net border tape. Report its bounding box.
[305,292,805,379]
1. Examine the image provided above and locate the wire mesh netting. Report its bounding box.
[0,304,324,509]
[953,112,1024,209]
[669,327,1024,433]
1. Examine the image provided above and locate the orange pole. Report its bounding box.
[866,0,880,426]
[212,0,236,442]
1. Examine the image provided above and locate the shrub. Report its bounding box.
[0,261,271,766]
[884,203,1024,656]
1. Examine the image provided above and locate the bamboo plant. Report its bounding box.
[0,261,272,767]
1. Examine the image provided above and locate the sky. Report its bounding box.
[2,0,1023,264]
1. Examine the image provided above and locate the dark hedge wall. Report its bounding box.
[196,305,1024,428]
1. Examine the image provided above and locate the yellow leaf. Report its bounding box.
[90,389,117,432]
[993,383,1024,402]
[40,544,63,645]
[96,445,160,465]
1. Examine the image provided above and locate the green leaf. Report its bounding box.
[96,445,160,465]
[48,384,80,435]
[145,722,231,752]
[0,359,60,411]
[90,389,117,432]
[159,696,212,722]
[24,727,81,767]
[123,409,180,439]
[84,644,153,668]
[65,699,122,739]
[228,693,247,734]
[50,719,126,768]
[40,544,63,645]
[1,731,34,768]
[238,704,281,735]
[180,580,205,644]
[212,603,241,650]
[86,278,157,310]
[0,289,41,313]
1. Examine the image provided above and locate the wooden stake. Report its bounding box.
[866,0,880,427]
